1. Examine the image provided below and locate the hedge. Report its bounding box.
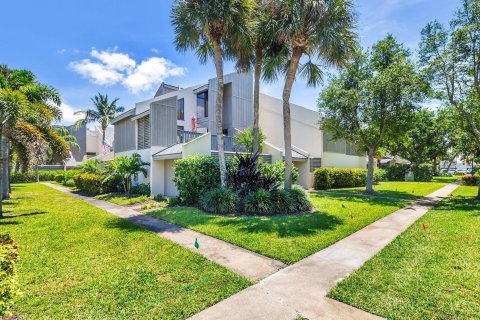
[73,173,104,195]
[385,164,432,182]
[243,185,312,215]
[10,170,81,184]
[462,174,480,186]
[0,234,18,318]
[313,168,387,190]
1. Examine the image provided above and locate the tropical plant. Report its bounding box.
[105,153,149,194]
[0,89,28,214]
[171,0,255,187]
[56,127,80,152]
[419,0,480,198]
[319,35,429,193]
[263,0,357,189]
[1,66,65,201]
[80,159,104,174]
[234,127,266,153]
[74,93,124,146]
[226,152,280,197]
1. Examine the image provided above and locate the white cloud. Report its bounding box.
[123,57,186,94]
[91,47,136,71]
[58,103,84,125]
[69,47,186,94]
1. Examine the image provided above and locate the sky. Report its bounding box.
[0,0,460,126]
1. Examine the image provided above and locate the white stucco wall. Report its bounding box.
[322,152,367,169]
[259,94,322,158]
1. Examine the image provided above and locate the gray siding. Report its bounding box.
[208,72,254,135]
[151,98,177,147]
[114,117,136,152]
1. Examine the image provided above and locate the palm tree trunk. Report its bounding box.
[2,136,9,199]
[102,126,106,148]
[253,47,263,154]
[282,49,302,190]
[0,129,3,217]
[213,40,227,187]
[366,150,375,193]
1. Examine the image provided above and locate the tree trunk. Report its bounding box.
[35,161,39,183]
[0,129,3,217]
[253,47,263,154]
[366,150,375,193]
[282,49,302,189]
[2,136,9,199]
[432,157,438,176]
[213,41,227,187]
[102,127,106,149]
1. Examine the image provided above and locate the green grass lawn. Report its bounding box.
[146,181,449,264]
[0,183,251,319]
[96,193,156,206]
[327,186,480,320]
[432,175,461,183]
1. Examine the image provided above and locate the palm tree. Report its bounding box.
[0,89,28,215]
[105,153,149,194]
[56,127,80,152]
[171,0,254,187]
[248,0,283,154]
[266,0,357,189]
[74,93,124,146]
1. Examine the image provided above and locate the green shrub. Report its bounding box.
[269,189,293,213]
[385,164,432,182]
[242,186,312,215]
[374,169,387,183]
[313,168,332,190]
[313,168,369,190]
[243,189,273,215]
[258,160,299,184]
[385,164,409,181]
[462,174,480,186]
[414,164,433,182]
[200,188,238,215]
[173,155,221,204]
[130,183,151,196]
[73,173,104,195]
[288,185,313,212]
[10,170,81,184]
[167,197,179,206]
[0,234,18,318]
[64,179,75,187]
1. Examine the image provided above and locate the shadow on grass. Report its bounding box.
[215,211,344,237]
[434,197,480,214]
[0,211,47,225]
[152,206,344,238]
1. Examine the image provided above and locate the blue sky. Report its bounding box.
[0,0,459,125]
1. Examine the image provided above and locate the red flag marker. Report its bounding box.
[422,223,426,231]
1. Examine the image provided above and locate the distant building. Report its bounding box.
[62,125,114,165]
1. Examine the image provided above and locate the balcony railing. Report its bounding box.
[177,130,203,144]
[211,135,245,152]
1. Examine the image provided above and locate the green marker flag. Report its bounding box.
[342,203,347,209]
[194,238,199,249]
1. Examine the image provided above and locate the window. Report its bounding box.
[137,115,151,150]
[323,132,346,154]
[177,98,184,120]
[197,91,208,118]
[346,142,364,156]
[310,158,322,172]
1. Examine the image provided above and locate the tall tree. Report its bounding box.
[265,0,357,189]
[171,0,254,187]
[74,93,124,147]
[388,109,450,174]
[0,89,27,215]
[419,0,480,197]
[319,35,429,193]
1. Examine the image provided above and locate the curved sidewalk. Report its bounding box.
[43,183,286,281]
[190,182,459,320]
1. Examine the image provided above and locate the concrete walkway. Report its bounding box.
[190,182,459,320]
[43,183,286,281]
